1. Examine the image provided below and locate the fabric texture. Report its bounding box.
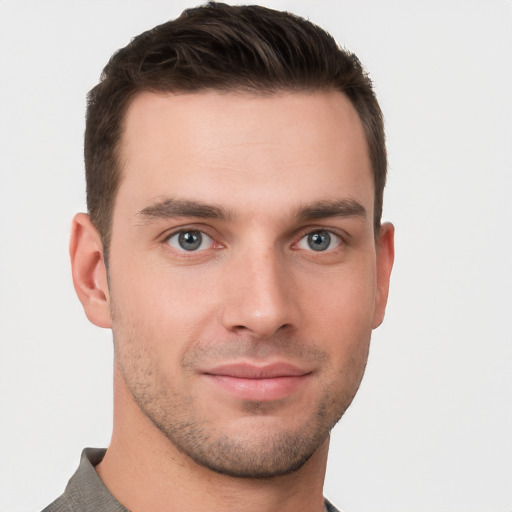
[42,448,127,512]
[42,448,341,512]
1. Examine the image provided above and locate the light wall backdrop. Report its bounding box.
[0,1,511,511]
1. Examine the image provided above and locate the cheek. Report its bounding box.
[302,264,376,367]
[303,261,377,327]
[108,256,222,353]
[314,278,374,397]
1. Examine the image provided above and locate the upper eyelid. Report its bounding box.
[296,229,343,246]
[293,225,350,243]
[159,224,349,248]
[160,223,219,241]
[164,229,218,255]
[165,229,211,239]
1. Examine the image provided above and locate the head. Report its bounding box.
[72,2,394,480]
[85,1,387,260]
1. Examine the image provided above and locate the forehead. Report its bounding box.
[116,90,374,219]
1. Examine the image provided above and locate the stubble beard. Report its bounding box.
[111,308,369,479]
[121,362,360,479]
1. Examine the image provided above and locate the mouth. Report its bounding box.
[202,362,312,401]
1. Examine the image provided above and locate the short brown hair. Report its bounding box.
[85,2,386,255]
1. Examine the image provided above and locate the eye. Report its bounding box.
[166,230,214,252]
[296,230,342,252]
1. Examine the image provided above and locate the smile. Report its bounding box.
[202,363,312,401]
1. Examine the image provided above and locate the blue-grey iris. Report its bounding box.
[178,231,202,251]
[307,231,331,251]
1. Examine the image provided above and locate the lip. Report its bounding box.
[202,362,312,401]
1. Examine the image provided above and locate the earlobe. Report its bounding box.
[69,213,112,328]
[372,222,395,329]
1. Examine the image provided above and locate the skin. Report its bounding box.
[70,90,394,512]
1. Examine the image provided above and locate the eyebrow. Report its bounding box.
[295,199,367,221]
[137,198,233,222]
[136,197,366,223]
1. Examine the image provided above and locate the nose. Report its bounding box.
[221,246,300,339]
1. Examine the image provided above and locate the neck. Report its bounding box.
[96,372,329,512]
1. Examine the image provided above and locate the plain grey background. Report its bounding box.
[1,1,511,511]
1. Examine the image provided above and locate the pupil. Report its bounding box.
[179,231,202,251]
[308,231,330,251]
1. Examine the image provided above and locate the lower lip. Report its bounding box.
[204,374,310,401]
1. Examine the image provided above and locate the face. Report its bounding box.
[104,90,393,478]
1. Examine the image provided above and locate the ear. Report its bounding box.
[372,222,395,329]
[69,213,112,328]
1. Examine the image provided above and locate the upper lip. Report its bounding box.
[203,362,311,379]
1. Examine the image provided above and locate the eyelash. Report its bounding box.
[163,225,221,256]
[162,226,347,256]
[295,229,343,253]
[165,229,216,252]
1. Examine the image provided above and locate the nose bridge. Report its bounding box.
[221,240,298,338]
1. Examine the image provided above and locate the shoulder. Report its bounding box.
[39,448,128,512]
[325,498,344,512]
[40,494,74,512]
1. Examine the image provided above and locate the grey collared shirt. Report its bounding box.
[42,448,341,512]
[42,448,127,512]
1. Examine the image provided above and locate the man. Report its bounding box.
[43,2,394,511]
